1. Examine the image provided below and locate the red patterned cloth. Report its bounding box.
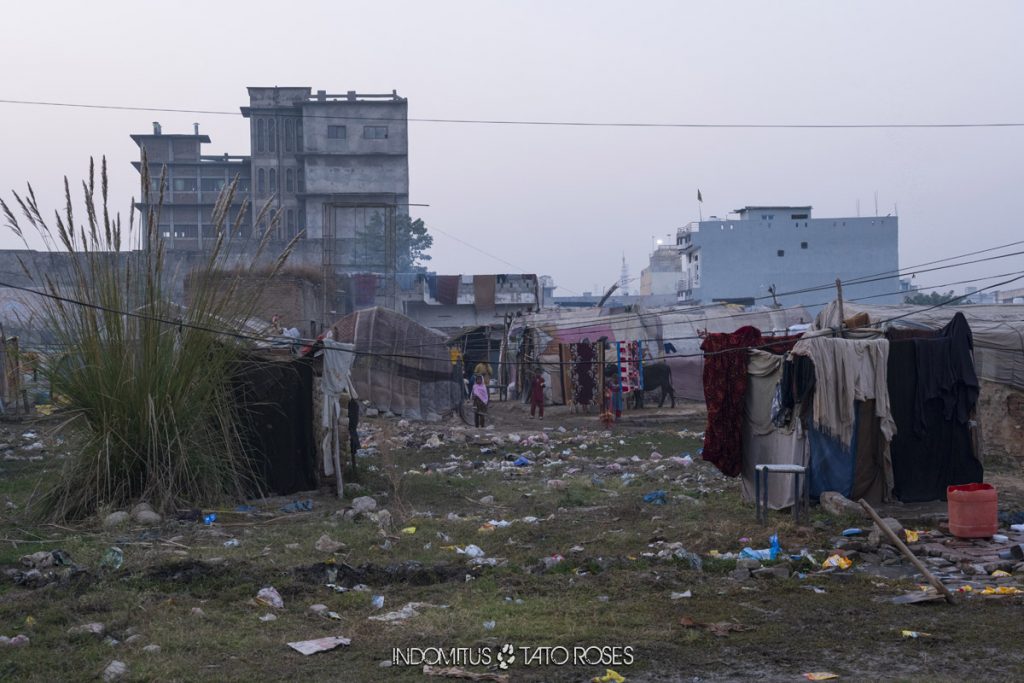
[700,327,802,477]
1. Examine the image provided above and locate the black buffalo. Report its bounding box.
[603,361,676,409]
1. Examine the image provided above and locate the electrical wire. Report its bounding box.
[4,98,1024,130]
[6,269,1022,370]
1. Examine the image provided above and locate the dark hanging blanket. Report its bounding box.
[232,358,317,496]
[701,327,801,477]
[887,320,983,502]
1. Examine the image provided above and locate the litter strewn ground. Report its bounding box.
[0,406,1022,681]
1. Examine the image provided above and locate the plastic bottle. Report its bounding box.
[769,533,781,561]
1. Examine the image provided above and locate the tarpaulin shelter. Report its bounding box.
[512,304,810,404]
[331,307,460,420]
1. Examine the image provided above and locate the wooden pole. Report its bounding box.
[859,499,957,605]
[835,278,846,338]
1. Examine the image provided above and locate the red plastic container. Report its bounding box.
[947,483,998,538]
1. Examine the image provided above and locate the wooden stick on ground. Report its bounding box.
[859,498,957,605]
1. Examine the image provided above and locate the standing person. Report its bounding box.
[472,375,489,428]
[473,359,493,388]
[449,346,466,399]
[347,397,361,476]
[529,369,546,419]
[606,376,623,421]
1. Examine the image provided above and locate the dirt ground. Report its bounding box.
[1,401,1023,682]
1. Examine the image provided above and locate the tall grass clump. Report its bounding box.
[0,155,297,521]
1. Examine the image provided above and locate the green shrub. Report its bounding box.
[1,156,296,521]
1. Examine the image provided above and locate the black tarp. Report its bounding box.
[887,316,984,503]
[232,357,317,496]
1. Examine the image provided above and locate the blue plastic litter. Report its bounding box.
[281,499,314,513]
[202,513,217,526]
[769,533,781,561]
[696,447,704,456]
[514,456,531,467]
[643,490,667,505]
[842,528,863,536]
[739,547,772,560]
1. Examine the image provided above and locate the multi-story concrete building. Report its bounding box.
[131,123,252,249]
[677,205,900,308]
[132,87,409,269]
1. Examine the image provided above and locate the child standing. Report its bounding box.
[529,370,546,419]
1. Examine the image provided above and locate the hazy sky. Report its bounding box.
[2,1,1023,297]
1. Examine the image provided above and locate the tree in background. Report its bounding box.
[355,213,433,273]
[904,290,967,305]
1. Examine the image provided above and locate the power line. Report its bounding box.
[4,98,1024,130]
[527,242,1024,338]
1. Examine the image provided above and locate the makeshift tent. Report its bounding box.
[512,304,810,404]
[331,307,460,420]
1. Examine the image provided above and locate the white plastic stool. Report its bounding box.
[755,464,808,525]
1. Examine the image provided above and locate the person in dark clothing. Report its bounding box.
[529,371,546,419]
[348,397,361,475]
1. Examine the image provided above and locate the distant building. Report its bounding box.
[639,244,683,297]
[677,205,900,308]
[401,274,544,331]
[132,87,409,268]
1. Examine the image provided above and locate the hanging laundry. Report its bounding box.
[701,327,802,477]
[437,275,461,304]
[569,342,601,408]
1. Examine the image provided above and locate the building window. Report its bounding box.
[801,241,808,249]
[200,177,226,192]
[286,209,296,238]
[257,169,266,196]
[285,169,294,193]
[284,119,295,152]
[236,177,251,193]
[777,249,785,257]
[363,125,388,139]
[148,178,162,194]
[256,119,266,153]
[296,121,303,151]
[172,177,197,192]
[791,213,808,220]
[269,169,277,193]
[328,125,347,139]
[298,207,306,230]
[268,118,277,152]
[296,170,305,193]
